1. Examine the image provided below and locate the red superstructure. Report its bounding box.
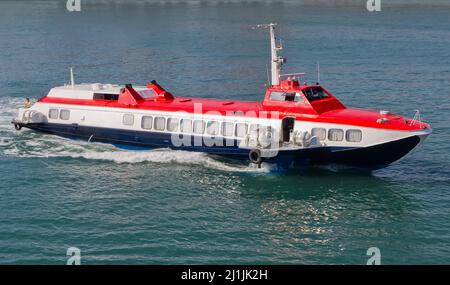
[38,79,428,132]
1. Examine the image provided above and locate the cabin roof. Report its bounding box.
[45,83,263,115]
[139,96,262,114]
[52,83,148,94]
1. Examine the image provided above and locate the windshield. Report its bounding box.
[302,86,329,102]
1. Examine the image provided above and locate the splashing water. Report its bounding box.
[0,97,274,173]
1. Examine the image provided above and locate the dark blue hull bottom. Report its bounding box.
[20,123,420,170]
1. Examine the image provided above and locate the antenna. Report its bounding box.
[254,23,285,86]
[70,67,75,88]
[317,62,320,84]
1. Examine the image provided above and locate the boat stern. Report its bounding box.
[12,107,47,130]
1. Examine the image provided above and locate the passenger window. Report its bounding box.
[93,93,119,100]
[206,121,220,136]
[346,129,362,142]
[235,123,248,138]
[180,119,192,133]
[141,116,153,130]
[222,122,234,137]
[167,118,179,132]
[193,120,205,134]
[154,117,166,131]
[60,110,70,120]
[93,93,104,100]
[311,128,326,140]
[123,114,134,126]
[328,129,344,141]
[48,109,59,119]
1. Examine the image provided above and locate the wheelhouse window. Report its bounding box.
[141,116,153,130]
[328,129,344,141]
[269,91,302,102]
[294,93,304,102]
[180,119,192,133]
[167,118,179,132]
[206,121,220,136]
[235,123,248,138]
[346,129,362,142]
[123,114,134,126]
[222,122,234,137]
[154,117,166,131]
[93,93,119,100]
[48,109,59,119]
[302,86,329,102]
[193,120,205,134]
[311,128,326,141]
[60,110,70,120]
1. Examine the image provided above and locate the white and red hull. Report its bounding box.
[12,88,431,169]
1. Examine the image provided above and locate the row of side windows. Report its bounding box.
[125,114,362,142]
[312,128,362,142]
[47,111,361,143]
[132,114,251,138]
[49,109,70,120]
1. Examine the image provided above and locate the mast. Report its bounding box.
[255,23,285,85]
[265,24,286,86]
[269,23,284,85]
[255,24,306,85]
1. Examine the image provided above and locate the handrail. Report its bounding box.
[279,73,306,80]
[21,110,36,123]
[409,110,422,128]
[22,110,30,123]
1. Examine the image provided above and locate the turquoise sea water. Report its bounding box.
[0,1,449,264]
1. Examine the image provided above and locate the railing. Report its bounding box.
[409,110,422,128]
[21,110,42,124]
[279,73,305,81]
[22,110,31,123]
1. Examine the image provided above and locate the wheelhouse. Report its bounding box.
[262,80,345,115]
